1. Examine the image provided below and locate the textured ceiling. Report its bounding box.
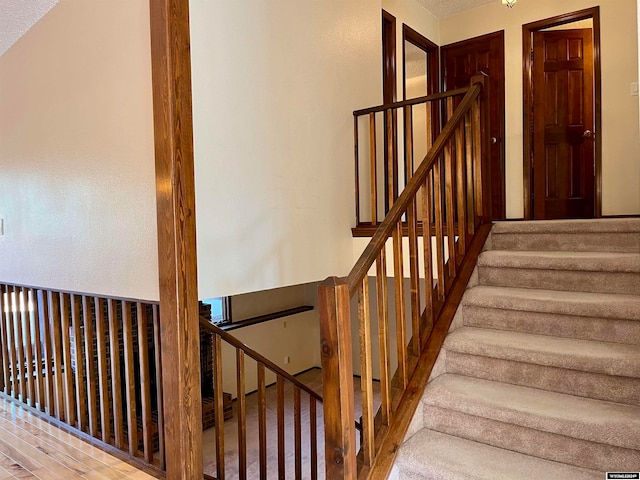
[416,0,499,19]
[0,0,59,57]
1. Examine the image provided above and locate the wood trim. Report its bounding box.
[353,88,468,117]
[366,223,492,480]
[220,306,314,332]
[149,1,203,479]
[522,7,602,219]
[401,24,440,101]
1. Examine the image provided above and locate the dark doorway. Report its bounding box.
[523,7,602,219]
[441,31,506,220]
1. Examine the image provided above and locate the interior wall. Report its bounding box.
[190,1,382,299]
[0,0,159,300]
[440,0,640,217]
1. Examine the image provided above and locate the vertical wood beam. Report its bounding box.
[149,1,203,478]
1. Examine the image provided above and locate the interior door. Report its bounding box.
[532,28,594,219]
[441,31,506,220]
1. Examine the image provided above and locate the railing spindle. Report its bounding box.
[13,287,26,404]
[376,250,392,426]
[257,362,267,479]
[83,297,98,437]
[310,396,318,480]
[386,109,395,212]
[355,115,360,226]
[21,288,35,408]
[60,293,76,426]
[0,286,10,397]
[136,303,152,462]
[31,290,44,411]
[421,174,435,342]
[445,98,458,278]
[392,222,408,390]
[49,291,64,420]
[472,98,483,222]
[38,291,54,416]
[465,112,476,235]
[213,333,225,480]
[434,158,446,301]
[95,297,111,444]
[358,278,375,465]
[369,113,378,226]
[456,123,468,255]
[277,375,285,480]
[71,294,87,430]
[236,349,247,480]
[107,298,123,449]
[294,386,302,479]
[122,301,137,456]
[152,304,165,469]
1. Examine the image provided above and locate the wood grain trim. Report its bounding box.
[149,0,203,478]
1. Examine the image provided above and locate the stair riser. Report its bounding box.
[479,267,640,295]
[463,306,640,345]
[491,232,640,253]
[422,405,640,472]
[445,351,640,406]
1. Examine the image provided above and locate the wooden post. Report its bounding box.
[149,1,203,479]
[318,277,357,479]
[471,72,490,223]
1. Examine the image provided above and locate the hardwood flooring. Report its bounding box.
[0,397,156,480]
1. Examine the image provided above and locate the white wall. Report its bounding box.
[440,0,640,217]
[190,1,382,299]
[0,0,159,300]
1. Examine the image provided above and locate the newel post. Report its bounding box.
[471,71,491,223]
[318,277,357,479]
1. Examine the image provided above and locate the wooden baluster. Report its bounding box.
[386,109,395,212]
[0,285,11,396]
[393,221,408,389]
[122,301,137,456]
[213,334,225,480]
[137,303,153,463]
[358,278,375,466]
[95,297,111,445]
[425,102,434,226]
[376,250,391,426]
[49,292,64,420]
[257,363,267,480]
[354,115,360,225]
[422,173,435,339]
[310,396,318,480]
[107,298,123,449]
[277,375,285,480]
[83,297,98,438]
[455,122,468,255]
[370,112,378,225]
[30,290,44,411]
[60,293,76,426]
[71,294,86,430]
[13,287,26,404]
[236,349,247,480]
[318,277,356,480]
[472,97,483,222]
[294,386,302,480]
[21,289,34,407]
[445,98,457,278]
[152,305,165,469]
[6,287,18,401]
[406,106,421,356]
[434,158,446,301]
[465,112,476,235]
[39,291,54,415]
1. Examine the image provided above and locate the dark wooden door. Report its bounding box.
[532,29,594,219]
[442,31,506,220]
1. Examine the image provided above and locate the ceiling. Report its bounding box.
[0,0,59,57]
[416,0,499,19]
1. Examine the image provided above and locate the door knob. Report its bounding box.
[490,137,499,144]
[582,130,593,138]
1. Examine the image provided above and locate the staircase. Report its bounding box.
[395,218,640,479]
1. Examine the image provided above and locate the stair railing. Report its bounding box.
[199,316,323,480]
[319,73,490,479]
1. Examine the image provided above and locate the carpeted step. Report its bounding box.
[443,327,640,405]
[462,286,640,344]
[420,374,640,472]
[396,429,601,480]
[477,250,640,295]
[490,218,640,253]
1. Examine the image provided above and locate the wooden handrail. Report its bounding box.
[198,316,322,402]
[353,87,469,116]
[347,81,483,294]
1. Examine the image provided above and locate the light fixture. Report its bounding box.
[502,0,516,8]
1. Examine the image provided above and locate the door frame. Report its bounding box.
[401,24,440,101]
[523,7,602,219]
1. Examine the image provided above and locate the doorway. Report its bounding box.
[382,10,397,211]
[523,7,602,219]
[441,31,506,220]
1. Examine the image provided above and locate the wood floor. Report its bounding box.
[0,396,156,480]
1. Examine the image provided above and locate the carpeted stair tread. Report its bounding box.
[396,429,601,480]
[478,250,640,273]
[444,327,640,378]
[491,218,640,234]
[422,374,640,450]
[463,286,640,320]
